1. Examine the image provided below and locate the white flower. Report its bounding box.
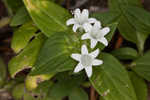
[82,21,110,48]
[71,45,103,77]
[66,8,97,32]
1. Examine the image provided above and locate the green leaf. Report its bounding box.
[118,16,148,53]
[91,12,120,25]
[108,0,148,52]
[109,0,142,12]
[24,93,36,100]
[11,22,38,53]
[132,51,150,81]
[69,87,88,100]
[125,6,150,35]
[49,78,79,99]
[23,0,71,37]
[30,31,78,75]
[129,72,148,100]
[8,33,46,78]
[12,83,25,100]
[111,47,138,60]
[10,7,31,26]
[2,0,24,15]
[0,57,7,87]
[31,81,53,100]
[90,53,137,100]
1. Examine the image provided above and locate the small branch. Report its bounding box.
[115,35,123,49]
[0,17,10,28]
[90,86,96,100]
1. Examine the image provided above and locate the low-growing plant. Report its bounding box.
[0,0,150,100]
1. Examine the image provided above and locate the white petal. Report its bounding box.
[83,23,92,32]
[101,27,110,36]
[74,8,81,18]
[88,18,97,23]
[90,39,98,49]
[82,9,89,18]
[89,49,99,58]
[85,67,92,78]
[81,45,88,55]
[66,18,76,26]
[98,37,108,46]
[71,54,81,61]
[81,33,90,40]
[92,59,103,66]
[94,21,102,29]
[74,63,84,73]
[73,24,80,32]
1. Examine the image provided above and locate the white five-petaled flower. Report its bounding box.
[66,8,97,32]
[82,21,110,48]
[71,45,103,77]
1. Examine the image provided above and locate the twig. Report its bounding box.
[90,86,96,100]
[115,35,123,49]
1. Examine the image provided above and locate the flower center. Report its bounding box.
[90,29,102,39]
[81,55,92,67]
[75,15,88,25]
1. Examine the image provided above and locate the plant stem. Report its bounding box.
[115,34,123,49]
[90,86,96,100]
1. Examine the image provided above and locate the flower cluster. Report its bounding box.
[66,8,110,77]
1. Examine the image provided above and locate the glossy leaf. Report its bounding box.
[30,31,78,75]
[69,87,88,100]
[49,77,80,99]
[32,81,53,100]
[11,22,37,53]
[90,53,137,100]
[9,34,46,78]
[108,0,148,52]
[23,0,71,37]
[108,0,142,12]
[12,83,25,100]
[2,0,23,15]
[111,47,138,60]
[125,6,150,35]
[129,72,148,100]
[132,51,150,81]
[118,16,148,52]
[10,7,31,26]
[91,12,120,25]
[24,93,36,100]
